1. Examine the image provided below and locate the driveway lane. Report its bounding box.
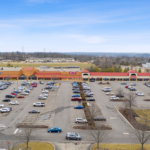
[89,82,134,140]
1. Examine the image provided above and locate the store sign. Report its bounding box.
[69,72,76,74]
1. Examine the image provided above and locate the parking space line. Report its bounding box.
[14,128,19,134]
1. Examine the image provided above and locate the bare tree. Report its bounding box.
[88,104,102,128]
[20,126,37,150]
[90,125,110,150]
[132,109,150,150]
[123,92,136,110]
[117,88,125,100]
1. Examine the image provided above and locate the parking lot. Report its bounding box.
[0,80,150,143]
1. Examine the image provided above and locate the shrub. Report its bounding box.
[83,102,87,108]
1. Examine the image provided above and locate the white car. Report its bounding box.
[9,101,19,105]
[128,86,133,89]
[21,92,28,95]
[106,92,114,95]
[39,94,48,97]
[136,92,144,96]
[75,118,87,123]
[52,85,59,89]
[85,92,94,95]
[42,90,49,93]
[110,96,119,100]
[0,104,4,108]
[102,87,111,91]
[0,108,10,113]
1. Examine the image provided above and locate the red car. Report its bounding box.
[71,97,82,101]
[17,95,25,98]
[11,93,17,95]
[31,84,37,87]
[125,85,128,88]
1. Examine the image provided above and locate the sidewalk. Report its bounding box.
[54,142,91,150]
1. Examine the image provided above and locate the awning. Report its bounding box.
[131,77,136,78]
[67,76,82,78]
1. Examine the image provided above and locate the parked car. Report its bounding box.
[21,92,28,95]
[74,106,84,109]
[0,108,10,113]
[71,97,82,101]
[11,93,17,95]
[85,94,93,97]
[47,127,62,133]
[0,104,4,108]
[116,94,124,97]
[5,107,12,111]
[136,92,144,96]
[130,88,136,91]
[29,109,40,113]
[44,86,52,89]
[110,96,119,100]
[0,87,4,90]
[33,102,45,107]
[39,81,44,84]
[17,95,24,98]
[3,99,11,102]
[102,87,111,91]
[75,118,87,123]
[121,83,127,85]
[130,83,136,86]
[73,90,80,93]
[94,116,106,121]
[85,92,94,95]
[9,101,19,105]
[40,94,48,97]
[38,96,47,100]
[103,89,111,92]
[72,94,80,97]
[66,132,81,140]
[86,98,95,101]
[125,85,128,88]
[106,92,114,95]
[5,95,15,98]
[42,90,49,93]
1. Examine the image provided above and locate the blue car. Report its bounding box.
[72,95,80,97]
[74,106,84,109]
[47,127,62,133]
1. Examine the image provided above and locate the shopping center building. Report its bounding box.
[0,67,150,81]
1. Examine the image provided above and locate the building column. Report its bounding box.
[129,78,130,81]
[17,77,18,80]
[136,78,137,81]
[3,77,4,80]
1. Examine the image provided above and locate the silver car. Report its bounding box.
[66,132,82,140]
[38,96,47,100]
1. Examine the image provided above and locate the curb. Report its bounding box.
[90,143,94,150]
[115,106,134,129]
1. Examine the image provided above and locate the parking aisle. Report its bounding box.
[1,81,46,134]
[89,82,132,136]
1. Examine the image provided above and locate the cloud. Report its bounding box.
[63,34,105,44]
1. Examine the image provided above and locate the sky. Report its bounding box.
[0,0,150,53]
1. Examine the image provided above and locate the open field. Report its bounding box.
[0,62,95,70]
[92,143,150,150]
[13,142,54,150]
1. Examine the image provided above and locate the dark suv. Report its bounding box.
[3,99,11,102]
[116,94,124,97]
[5,95,15,98]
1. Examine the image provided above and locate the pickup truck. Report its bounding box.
[33,102,45,107]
